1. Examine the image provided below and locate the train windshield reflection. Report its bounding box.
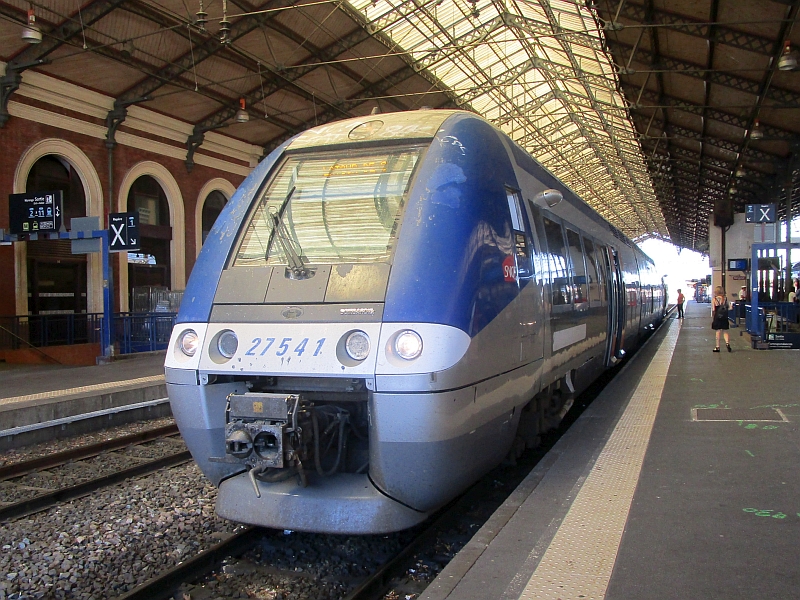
[233,146,422,266]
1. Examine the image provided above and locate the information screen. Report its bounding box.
[728,258,748,271]
[8,190,64,234]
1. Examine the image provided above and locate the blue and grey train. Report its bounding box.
[165,110,666,534]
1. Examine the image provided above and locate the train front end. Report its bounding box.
[166,111,508,534]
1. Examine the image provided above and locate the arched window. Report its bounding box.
[201,190,228,244]
[127,175,172,310]
[25,156,87,315]
[128,175,169,227]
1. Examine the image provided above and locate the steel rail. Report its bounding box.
[343,497,464,600]
[117,526,263,600]
[0,423,180,481]
[0,450,192,522]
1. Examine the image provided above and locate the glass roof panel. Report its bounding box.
[348,0,667,239]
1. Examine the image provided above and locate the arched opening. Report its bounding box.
[127,175,172,311]
[201,190,228,245]
[193,178,236,262]
[25,155,87,315]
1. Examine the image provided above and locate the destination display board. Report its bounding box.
[8,190,64,234]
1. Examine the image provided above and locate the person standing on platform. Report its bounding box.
[676,289,685,319]
[711,285,731,352]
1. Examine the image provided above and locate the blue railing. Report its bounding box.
[743,303,800,338]
[758,302,798,335]
[744,305,766,338]
[0,312,176,355]
[114,312,176,354]
[0,313,102,349]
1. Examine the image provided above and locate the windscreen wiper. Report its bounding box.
[265,186,295,261]
[264,187,312,279]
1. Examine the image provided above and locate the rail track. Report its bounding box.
[108,453,547,600]
[0,424,190,522]
[118,526,263,600]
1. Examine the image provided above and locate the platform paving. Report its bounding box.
[0,351,166,402]
[421,300,799,600]
[607,302,800,599]
[0,352,168,447]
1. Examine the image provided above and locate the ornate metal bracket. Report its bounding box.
[105,104,128,149]
[0,69,22,128]
[185,117,233,172]
[185,129,206,173]
[104,96,150,149]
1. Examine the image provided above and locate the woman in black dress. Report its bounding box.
[711,285,730,352]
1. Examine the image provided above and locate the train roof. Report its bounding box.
[284,109,654,265]
[287,109,462,151]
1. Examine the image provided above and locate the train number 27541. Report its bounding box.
[244,337,326,358]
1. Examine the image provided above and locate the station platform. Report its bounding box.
[422,300,799,600]
[0,352,168,449]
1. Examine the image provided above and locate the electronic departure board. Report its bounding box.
[8,190,64,234]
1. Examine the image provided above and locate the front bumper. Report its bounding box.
[216,472,429,534]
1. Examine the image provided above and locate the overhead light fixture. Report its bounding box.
[21,8,42,44]
[121,39,135,58]
[235,98,249,123]
[750,119,764,140]
[778,41,797,71]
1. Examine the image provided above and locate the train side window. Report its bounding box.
[565,229,588,307]
[542,217,571,306]
[506,188,532,279]
[526,200,547,288]
[583,236,602,304]
[596,243,609,303]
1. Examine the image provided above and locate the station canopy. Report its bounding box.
[2,0,799,251]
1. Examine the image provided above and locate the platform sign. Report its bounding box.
[745,204,776,223]
[108,212,140,252]
[8,190,63,234]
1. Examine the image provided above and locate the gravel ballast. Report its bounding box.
[0,462,236,600]
[0,417,176,468]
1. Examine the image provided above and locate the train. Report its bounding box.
[165,109,666,534]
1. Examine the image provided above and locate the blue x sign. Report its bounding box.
[108,212,140,252]
[745,204,776,223]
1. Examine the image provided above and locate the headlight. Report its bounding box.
[179,330,199,356]
[394,330,423,360]
[345,330,370,361]
[217,330,239,359]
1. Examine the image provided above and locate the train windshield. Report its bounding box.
[233,146,423,267]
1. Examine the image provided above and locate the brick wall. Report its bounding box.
[0,113,247,316]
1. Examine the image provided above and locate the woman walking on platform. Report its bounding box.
[711,285,731,352]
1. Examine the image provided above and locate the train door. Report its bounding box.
[508,189,544,364]
[603,246,625,365]
[527,202,552,363]
[633,253,645,333]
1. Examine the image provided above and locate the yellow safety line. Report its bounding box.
[519,322,680,600]
[0,375,165,408]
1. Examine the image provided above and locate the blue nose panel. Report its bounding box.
[384,115,522,336]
